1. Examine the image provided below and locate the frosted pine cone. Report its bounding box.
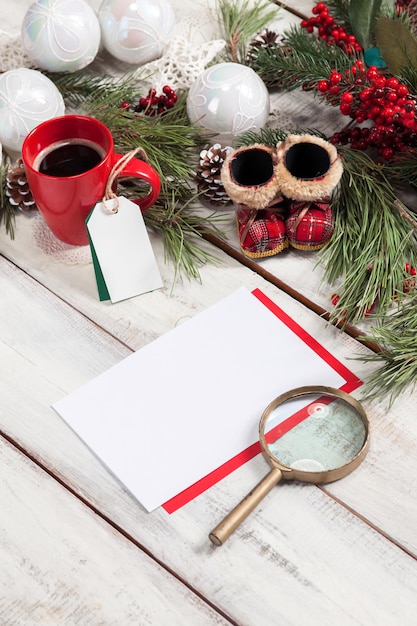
[6,159,37,211]
[196,144,233,206]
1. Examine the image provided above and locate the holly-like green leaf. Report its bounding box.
[376,15,417,74]
[349,0,382,50]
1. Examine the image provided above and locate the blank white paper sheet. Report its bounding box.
[53,287,361,512]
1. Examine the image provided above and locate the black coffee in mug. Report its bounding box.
[37,139,104,177]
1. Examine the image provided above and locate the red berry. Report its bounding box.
[340,91,354,103]
[366,66,379,81]
[359,88,372,101]
[386,77,399,89]
[381,147,395,160]
[329,71,342,84]
[397,84,409,97]
[328,85,340,95]
[372,76,386,89]
[386,90,398,103]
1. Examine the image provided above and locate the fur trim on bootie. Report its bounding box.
[276,134,343,201]
[221,144,282,210]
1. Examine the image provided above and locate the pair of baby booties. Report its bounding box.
[220,134,343,258]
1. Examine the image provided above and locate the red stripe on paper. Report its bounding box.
[162,289,362,513]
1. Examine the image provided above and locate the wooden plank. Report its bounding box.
[3,1,417,623]
[0,436,230,626]
[1,254,417,625]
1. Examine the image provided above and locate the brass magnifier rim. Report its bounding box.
[209,385,369,546]
[258,385,370,484]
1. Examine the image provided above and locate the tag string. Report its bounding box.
[102,147,148,214]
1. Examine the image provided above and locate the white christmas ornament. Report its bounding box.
[187,63,270,140]
[98,0,176,65]
[0,68,65,153]
[21,0,100,73]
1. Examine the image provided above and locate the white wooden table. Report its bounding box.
[1,1,417,624]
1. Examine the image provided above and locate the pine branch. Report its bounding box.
[229,131,417,328]
[248,25,354,89]
[236,127,289,146]
[383,148,417,191]
[119,179,227,283]
[46,69,145,109]
[2,70,219,282]
[236,127,325,146]
[320,147,417,325]
[216,0,279,64]
[86,93,210,182]
[0,157,15,239]
[399,63,417,96]
[326,0,351,25]
[359,292,417,404]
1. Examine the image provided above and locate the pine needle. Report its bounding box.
[385,147,417,191]
[216,0,279,63]
[119,180,228,284]
[0,157,15,239]
[248,25,354,89]
[236,127,325,147]
[321,147,417,325]
[398,64,417,95]
[326,0,351,25]
[46,69,146,109]
[85,92,210,181]
[359,292,417,404]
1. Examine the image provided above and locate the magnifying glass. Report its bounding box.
[209,386,369,546]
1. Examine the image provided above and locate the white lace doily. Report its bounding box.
[144,13,226,91]
[32,213,92,265]
[0,29,31,72]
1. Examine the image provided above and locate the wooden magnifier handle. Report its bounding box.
[209,467,283,546]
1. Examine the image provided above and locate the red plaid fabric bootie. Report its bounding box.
[285,199,333,251]
[235,203,288,258]
[221,144,288,258]
[275,134,343,251]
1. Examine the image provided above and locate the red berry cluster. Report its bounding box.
[301,2,362,55]
[120,86,178,117]
[315,61,417,160]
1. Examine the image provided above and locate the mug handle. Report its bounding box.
[112,153,161,211]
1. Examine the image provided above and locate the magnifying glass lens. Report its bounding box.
[209,387,369,546]
[263,392,367,473]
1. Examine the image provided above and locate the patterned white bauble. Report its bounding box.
[21,0,100,72]
[98,0,176,65]
[0,68,65,153]
[187,63,270,141]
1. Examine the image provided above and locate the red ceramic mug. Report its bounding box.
[22,115,161,245]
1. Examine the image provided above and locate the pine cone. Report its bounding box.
[6,159,37,211]
[247,29,280,61]
[196,144,233,206]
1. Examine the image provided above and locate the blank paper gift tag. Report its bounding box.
[86,196,163,302]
